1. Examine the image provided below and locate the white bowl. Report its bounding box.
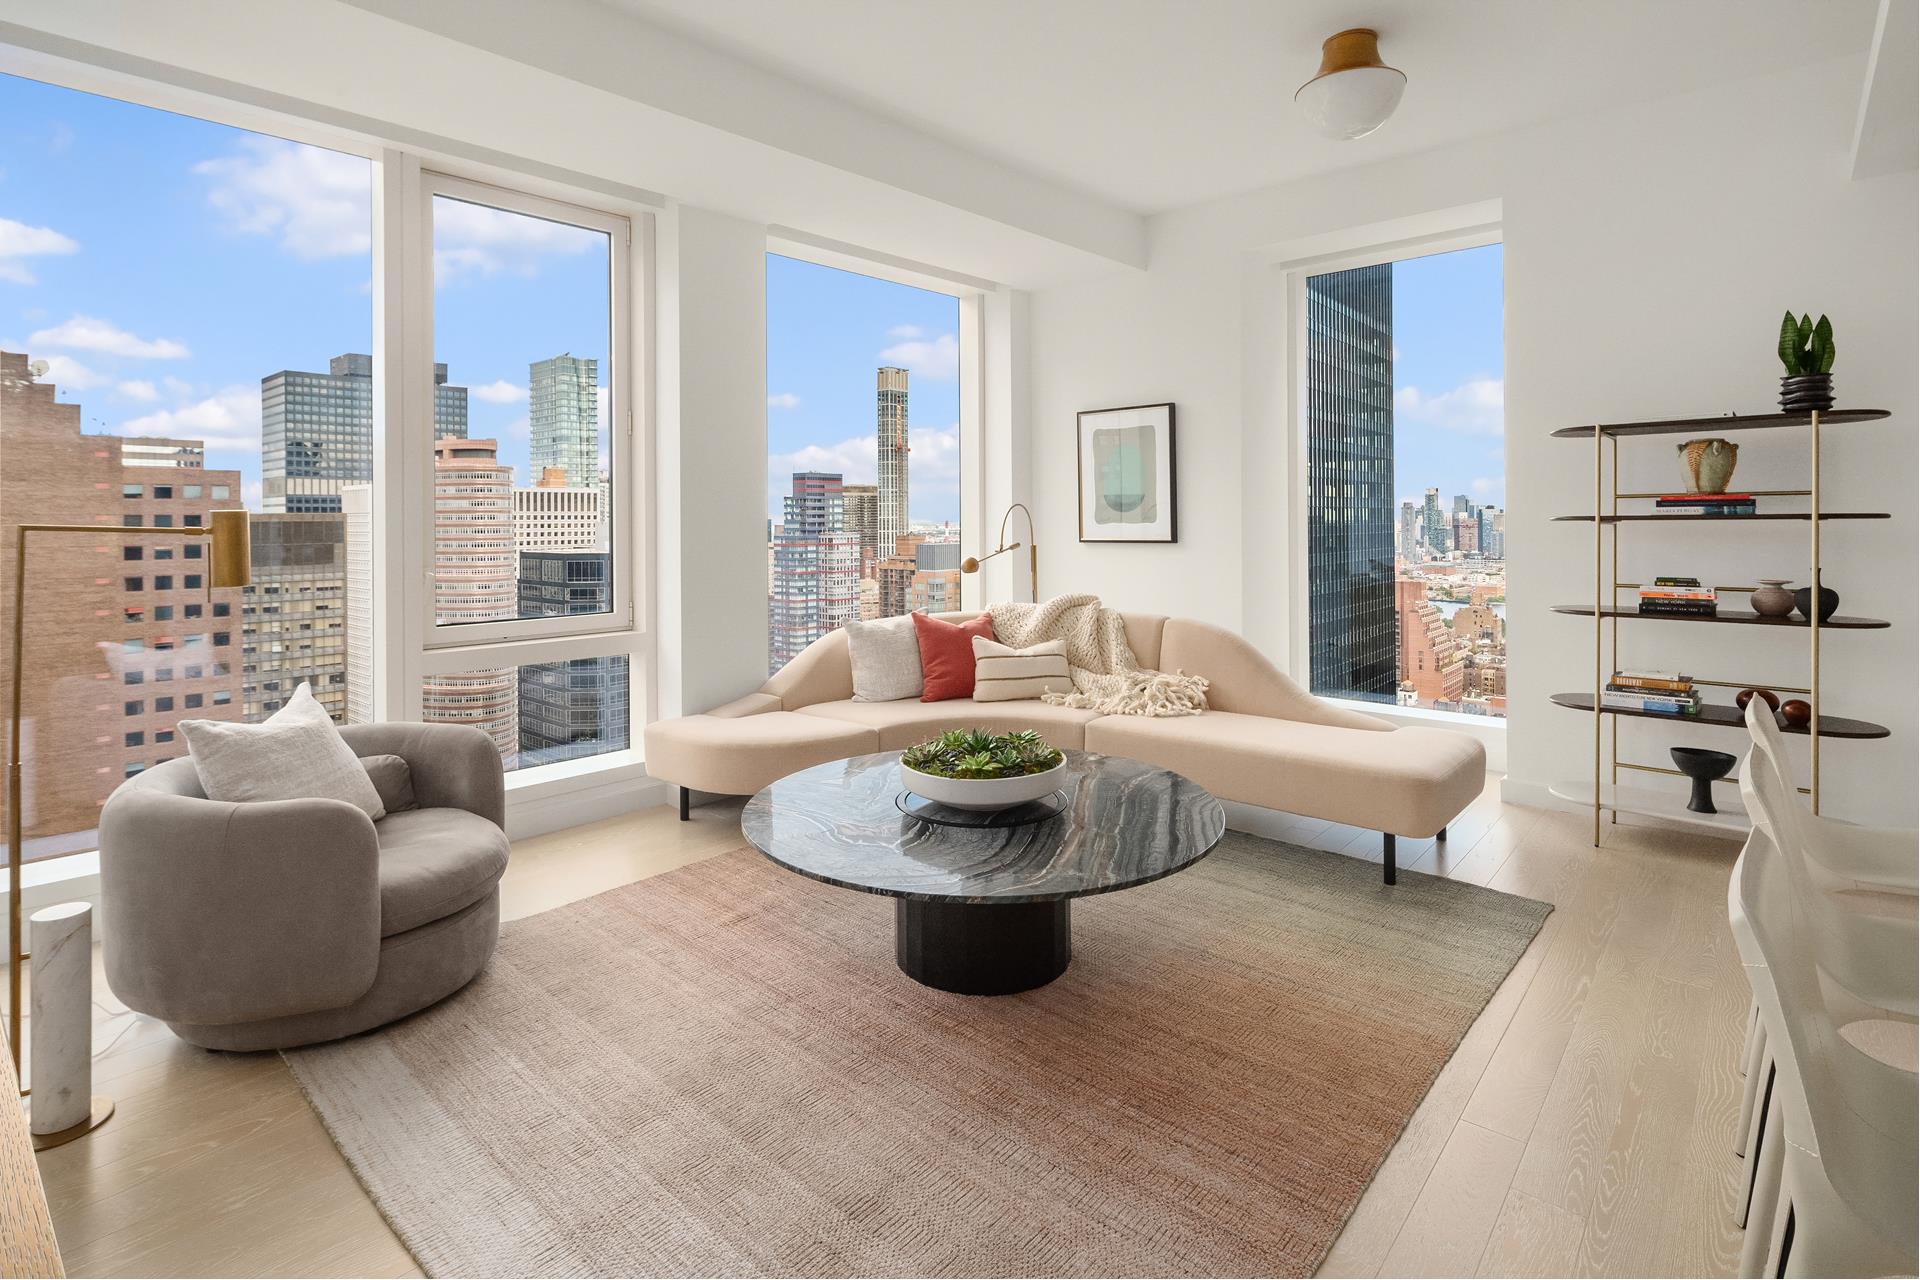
[901,758,1066,811]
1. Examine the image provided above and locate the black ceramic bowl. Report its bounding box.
[1670,747,1737,814]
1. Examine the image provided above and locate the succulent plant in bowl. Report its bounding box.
[899,729,1065,810]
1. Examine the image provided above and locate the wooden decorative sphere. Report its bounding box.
[1735,688,1781,713]
[1780,699,1812,729]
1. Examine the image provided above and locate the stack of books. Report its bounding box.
[1602,669,1702,716]
[1655,492,1757,516]
[1639,577,1717,617]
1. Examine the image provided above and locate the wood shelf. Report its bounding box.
[1550,408,1890,438]
[1550,693,1890,739]
[1551,512,1888,523]
[1551,604,1889,629]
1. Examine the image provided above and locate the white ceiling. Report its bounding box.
[604,0,1881,215]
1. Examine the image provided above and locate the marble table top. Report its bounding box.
[741,750,1226,904]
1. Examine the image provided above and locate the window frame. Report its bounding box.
[413,170,635,653]
[1281,224,1505,730]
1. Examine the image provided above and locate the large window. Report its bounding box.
[0,71,643,864]
[1302,241,1506,718]
[765,254,963,676]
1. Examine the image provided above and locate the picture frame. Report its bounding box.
[1076,402,1176,543]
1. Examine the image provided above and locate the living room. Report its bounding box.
[0,2,1914,1277]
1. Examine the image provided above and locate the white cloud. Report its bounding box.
[117,379,159,402]
[119,386,261,452]
[502,415,530,441]
[767,425,960,515]
[471,379,527,404]
[878,332,959,382]
[194,136,371,260]
[29,314,189,359]
[162,375,194,398]
[36,354,104,389]
[0,217,79,285]
[766,392,800,410]
[1394,377,1503,436]
[886,324,924,340]
[432,200,601,283]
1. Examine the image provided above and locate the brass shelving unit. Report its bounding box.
[1548,408,1892,845]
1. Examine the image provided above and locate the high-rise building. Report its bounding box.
[1398,500,1420,563]
[1452,510,1480,554]
[1304,264,1396,704]
[1421,487,1447,556]
[876,366,910,555]
[530,353,598,488]
[875,533,929,619]
[240,514,348,722]
[423,437,517,757]
[516,551,629,768]
[1395,577,1467,708]
[342,483,374,724]
[513,466,601,553]
[261,354,466,513]
[0,351,245,858]
[1480,505,1504,559]
[767,471,859,674]
[905,539,963,613]
[841,482,880,577]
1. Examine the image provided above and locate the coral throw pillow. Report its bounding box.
[912,612,996,702]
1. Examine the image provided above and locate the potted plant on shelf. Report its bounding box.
[1777,311,1835,413]
[899,729,1066,811]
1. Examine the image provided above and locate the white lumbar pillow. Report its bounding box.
[845,614,924,702]
[972,636,1073,702]
[178,682,386,820]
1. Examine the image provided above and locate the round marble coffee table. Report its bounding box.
[741,749,1226,995]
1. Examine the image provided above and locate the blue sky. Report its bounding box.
[1388,243,1506,509]
[0,71,611,504]
[2,70,1493,528]
[766,254,961,526]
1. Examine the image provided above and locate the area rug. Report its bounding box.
[285,832,1550,1278]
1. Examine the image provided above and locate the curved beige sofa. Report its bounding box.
[644,611,1486,883]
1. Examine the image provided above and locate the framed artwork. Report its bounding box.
[1076,402,1176,543]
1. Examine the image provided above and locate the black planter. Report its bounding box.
[1670,747,1737,814]
[1779,373,1834,413]
[1794,583,1840,623]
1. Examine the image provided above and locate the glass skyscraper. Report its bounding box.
[530,353,600,489]
[1304,263,1397,704]
[516,551,629,767]
[260,353,466,513]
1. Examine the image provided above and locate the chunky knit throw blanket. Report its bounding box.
[987,594,1208,717]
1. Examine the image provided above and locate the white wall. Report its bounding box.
[1029,55,1918,826]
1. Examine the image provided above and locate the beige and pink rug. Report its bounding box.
[286,832,1549,1277]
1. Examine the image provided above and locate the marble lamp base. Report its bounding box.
[28,902,114,1150]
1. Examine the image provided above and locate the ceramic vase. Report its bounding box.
[1793,582,1840,623]
[1750,579,1795,618]
[1677,437,1739,494]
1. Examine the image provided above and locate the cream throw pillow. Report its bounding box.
[972,636,1072,702]
[846,615,924,702]
[178,682,386,820]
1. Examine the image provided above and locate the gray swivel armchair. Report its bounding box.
[98,722,509,1051]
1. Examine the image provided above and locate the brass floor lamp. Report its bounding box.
[962,502,1038,601]
[7,510,250,1146]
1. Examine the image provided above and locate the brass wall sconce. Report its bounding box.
[962,502,1038,601]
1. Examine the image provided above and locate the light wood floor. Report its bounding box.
[29,776,1750,1278]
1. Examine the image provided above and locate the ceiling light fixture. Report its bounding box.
[1295,27,1405,141]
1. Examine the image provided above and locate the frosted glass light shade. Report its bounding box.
[1296,29,1406,141]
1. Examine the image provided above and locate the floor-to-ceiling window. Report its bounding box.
[764,254,964,677]
[0,72,372,861]
[1303,240,1506,719]
[0,70,646,866]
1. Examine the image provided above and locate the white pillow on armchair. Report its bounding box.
[178,682,387,820]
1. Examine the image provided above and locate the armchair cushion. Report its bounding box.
[376,808,511,937]
[361,754,417,814]
[178,682,386,820]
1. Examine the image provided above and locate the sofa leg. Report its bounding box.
[1383,833,1396,886]
[678,787,690,821]
[1435,825,1447,842]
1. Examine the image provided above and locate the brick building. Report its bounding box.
[1,351,245,858]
